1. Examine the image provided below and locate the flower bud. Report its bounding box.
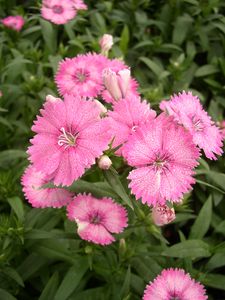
[98,155,112,170]
[94,99,107,117]
[99,34,113,56]
[46,95,61,103]
[117,69,130,98]
[103,68,122,101]
[151,205,175,226]
[0,90,2,97]
[103,68,130,102]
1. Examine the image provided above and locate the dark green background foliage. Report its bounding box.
[0,0,225,299]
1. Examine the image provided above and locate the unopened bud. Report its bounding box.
[103,68,122,101]
[119,238,126,256]
[98,155,112,170]
[117,69,130,98]
[99,34,113,56]
[94,99,107,117]
[103,68,130,102]
[46,95,61,103]
[151,205,175,226]
[0,90,2,97]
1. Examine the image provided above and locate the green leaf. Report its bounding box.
[40,19,57,54]
[0,150,27,164]
[139,57,163,77]
[215,220,225,235]
[120,25,129,55]
[0,289,17,300]
[189,196,212,239]
[17,254,49,281]
[54,258,89,300]
[7,197,24,222]
[202,273,225,291]
[172,15,193,45]
[120,266,131,298]
[103,169,133,209]
[162,240,211,258]
[196,179,225,194]
[205,252,225,271]
[195,65,219,77]
[39,272,59,300]
[2,267,24,287]
[68,180,118,199]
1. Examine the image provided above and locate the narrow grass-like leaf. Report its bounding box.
[162,240,211,258]
[189,196,212,239]
[54,258,89,300]
[39,272,59,300]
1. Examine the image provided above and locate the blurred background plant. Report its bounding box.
[0,0,225,299]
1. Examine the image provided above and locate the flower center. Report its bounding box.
[52,5,63,14]
[151,152,171,172]
[131,125,138,132]
[191,115,204,131]
[89,212,102,224]
[73,69,89,83]
[170,297,180,300]
[58,127,78,149]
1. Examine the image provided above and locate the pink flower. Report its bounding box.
[160,91,223,160]
[99,34,113,55]
[1,16,24,31]
[55,53,108,98]
[101,59,139,104]
[143,268,207,300]
[71,0,87,10]
[106,96,156,155]
[123,114,200,206]
[21,165,73,208]
[152,205,176,226]
[41,0,76,25]
[98,155,112,170]
[67,194,128,245]
[27,95,110,186]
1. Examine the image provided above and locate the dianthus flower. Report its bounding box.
[41,0,76,25]
[160,91,223,160]
[123,114,200,206]
[21,165,73,208]
[55,53,108,98]
[1,16,24,31]
[27,95,110,186]
[72,0,87,10]
[106,96,156,155]
[101,58,139,104]
[151,205,175,226]
[143,268,207,300]
[67,194,128,245]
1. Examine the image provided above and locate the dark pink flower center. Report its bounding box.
[58,127,79,149]
[52,5,63,14]
[151,152,171,172]
[89,212,102,224]
[170,297,180,300]
[73,69,90,83]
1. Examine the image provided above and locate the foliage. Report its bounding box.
[0,0,225,299]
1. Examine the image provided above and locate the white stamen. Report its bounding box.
[58,127,78,149]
